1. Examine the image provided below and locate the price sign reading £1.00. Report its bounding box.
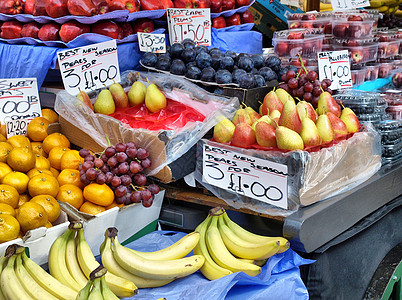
[138,32,166,54]
[57,40,120,95]
[202,143,288,209]
[167,8,211,46]
[318,50,352,90]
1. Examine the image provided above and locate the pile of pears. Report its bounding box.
[77,75,167,115]
[213,87,360,151]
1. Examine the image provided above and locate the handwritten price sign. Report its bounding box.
[318,50,352,90]
[6,119,28,138]
[331,0,369,10]
[0,78,41,125]
[138,32,166,53]
[167,8,211,46]
[57,40,120,95]
[202,143,288,209]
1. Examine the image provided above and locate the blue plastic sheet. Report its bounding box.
[210,29,262,54]
[118,230,314,300]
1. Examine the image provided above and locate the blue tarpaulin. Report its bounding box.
[116,230,314,300]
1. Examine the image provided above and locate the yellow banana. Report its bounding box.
[88,278,103,300]
[206,216,261,277]
[395,9,402,16]
[76,279,93,300]
[101,234,173,288]
[76,229,138,298]
[222,213,290,253]
[0,254,7,300]
[1,248,33,300]
[111,234,205,280]
[320,2,333,10]
[21,252,77,300]
[369,0,385,7]
[193,216,233,281]
[14,253,59,300]
[378,5,389,11]
[100,276,119,300]
[65,230,88,289]
[217,215,280,260]
[48,229,81,292]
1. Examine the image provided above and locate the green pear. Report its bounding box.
[109,82,128,108]
[244,106,261,124]
[255,121,276,148]
[94,88,115,115]
[128,77,147,107]
[340,109,360,133]
[300,118,322,147]
[213,118,236,143]
[275,126,304,151]
[316,91,341,117]
[252,115,275,131]
[275,88,295,105]
[316,114,334,143]
[278,100,302,134]
[145,82,167,113]
[232,108,252,126]
[262,90,283,115]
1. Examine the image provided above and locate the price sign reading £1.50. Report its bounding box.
[167,8,211,46]
[57,40,120,95]
[202,143,288,209]
[318,50,352,90]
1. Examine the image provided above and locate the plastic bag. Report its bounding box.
[194,124,382,217]
[54,70,238,182]
[120,230,314,300]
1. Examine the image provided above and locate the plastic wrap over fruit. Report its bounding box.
[54,70,239,183]
[193,124,382,216]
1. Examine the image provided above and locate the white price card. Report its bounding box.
[6,119,28,138]
[57,40,120,95]
[318,50,352,90]
[330,0,369,10]
[0,78,41,124]
[167,8,211,46]
[138,32,166,53]
[202,143,288,209]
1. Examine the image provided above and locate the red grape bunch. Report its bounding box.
[278,69,333,108]
[78,142,160,208]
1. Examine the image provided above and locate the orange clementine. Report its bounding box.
[7,147,36,173]
[27,168,54,179]
[42,133,70,154]
[0,134,6,142]
[30,195,60,223]
[41,109,58,124]
[0,142,13,163]
[0,125,5,138]
[49,167,59,178]
[28,174,59,198]
[2,172,29,194]
[79,201,105,215]
[31,142,47,158]
[105,201,124,210]
[60,150,84,170]
[34,155,51,170]
[7,135,31,149]
[56,184,84,210]
[46,221,53,228]
[0,214,20,243]
[16,202,48,233]
[57,169,83,188]
[0,162,12,182]
[0,203,16,217]
[27,117,50,142]
[18,193,30,207]
[48,147,70,170]
[0,184,19,208]
[83,183,114,207]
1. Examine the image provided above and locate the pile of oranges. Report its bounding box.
[0,109,117,244]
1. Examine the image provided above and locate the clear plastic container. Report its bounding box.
[386,105,402,120]
[351,67,366,86]
[378,59,395,78]
[332,19,375,38]
[332,10,380,28]
[357,113,383,125]
[381,142,402,157]
[365,63,380,81]
[272,29,324,58]
[332,39,378,65]
[287,18,332,34]
[376,120,402,143]
[377,39,400,59]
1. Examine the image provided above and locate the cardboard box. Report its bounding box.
[0,211,69,265]
[60,190,164,256]
[255,0,302,23]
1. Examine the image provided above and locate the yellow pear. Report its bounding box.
[128,74,147,106]
[213,117,236,143]
[145,81,167,113]
[94,87,115,115]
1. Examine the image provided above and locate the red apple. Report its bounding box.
[333,24,347,37]
[67,0,97,16]
[210,0,222,12]
[350,50,364,63]
[106,0,140,12]
[33,0,48,15]
[212,16,226,29]
[132,19,154,33]
[92,21,123,39]
[0,20,22,39]
[287,31,304,39]
[235,0,249,7]
[344,39,359,47]
[120,22,133,37]
[59,20,90,43]
[289,22,300,29]
[92,0,109,13]
[275,42,288,56]
[221,0,234,10]
[225,13,241,26]
[38,22,60,41]
[301,22,313,28]
[173,0,193,7]
[347,15,363,21]
[240,9,253,24]
[21,21,41,38]
[302,14,316,20]
[24,0,35,14]
[192,0,210,8]
[45,0,69,18]
[0,0,24,14]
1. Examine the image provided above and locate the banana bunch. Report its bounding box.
[100,227,204,288]
[48,222,138,298]
[0,244,78,300]
[319,2,333,11]
[368,0,402,11]
[194,208,290,281]
[76,265,120,300]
